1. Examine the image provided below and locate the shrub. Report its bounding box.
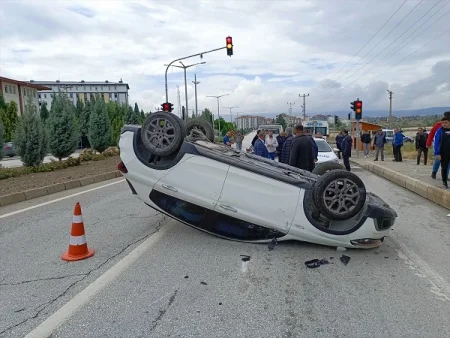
[0,117,4,160]
[13,97,47,167]
[47,91,79,161]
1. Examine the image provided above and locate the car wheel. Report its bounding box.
[141,112,184,156]
[312,162,345,175]
[313,169,366,220]
[185,118,215,142]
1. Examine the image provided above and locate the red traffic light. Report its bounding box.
[226,37,232,45]
[161,102,172,112]
[163,103,169,111]
[355,101,362,108]
[226,36,233,57]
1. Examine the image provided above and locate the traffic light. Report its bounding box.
[334,115,339,125]
[226,36,233,57]
[354,100,362,120]
[350,101,355,111]
[161,102,173,113]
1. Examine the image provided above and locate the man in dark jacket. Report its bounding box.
[335,131,344,159]
[279,128,294,164]
[360,130,371,158]
[415,127,428,165]
[288,125,315,172]
[341,129,353,171]
[253,130,268,158]
[373,129,386,161]
[251,130,260,147]
[434,116,450,189]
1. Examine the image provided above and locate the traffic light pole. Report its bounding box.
[356,118,360,158]
[165,46,227,103]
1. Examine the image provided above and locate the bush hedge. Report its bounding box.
[0,147,120,180]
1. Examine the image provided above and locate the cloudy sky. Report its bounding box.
[0,0,449,120]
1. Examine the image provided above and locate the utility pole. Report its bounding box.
[287,102,295,115]
[207,94,230,135]
[176,85,182,117]
[192,74,200,117]
[387,90,393,126]
[164,61,206,121]
[223,106,238,123]
[299,93,310,121]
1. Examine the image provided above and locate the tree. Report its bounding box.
[0,93,7,111]
[4,100,19,141]
[140,109,145,123]
[47,91,79,161]
[125,104,140,124]
[13,96,46,166]
[40,102,49,122]
[78,101,91,148]
[89,99,111,153]
[275,114,287,130]
[0,117,4,160]
[201,108,213,123]
[75,98,84,120]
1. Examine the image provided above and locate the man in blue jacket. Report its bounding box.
[253,130,268,158]
[392,128,404,162]
[434,116,450,189]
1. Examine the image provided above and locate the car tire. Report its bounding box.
[141,112,184,156]
[185,118,215,142]
[312,162,345,176]
[313,169,366,220]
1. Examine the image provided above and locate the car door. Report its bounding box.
[214,166,300,233]
[153,155,230,211]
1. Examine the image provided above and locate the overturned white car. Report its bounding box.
[118,112,397,249]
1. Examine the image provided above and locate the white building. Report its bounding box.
[235,115,268,130]
[27,79,130,109]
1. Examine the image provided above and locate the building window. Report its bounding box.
[4,85,8,93]
[44,94,47,98]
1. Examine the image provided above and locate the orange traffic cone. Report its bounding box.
[62,202,95,261]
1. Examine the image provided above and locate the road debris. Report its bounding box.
[304,258,330,268]
[268,238,278,251]
[340,255,351,266]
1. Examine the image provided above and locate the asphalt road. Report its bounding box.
[0,152,81,168]
[1,144,450,337]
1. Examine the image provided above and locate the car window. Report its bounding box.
[212,213,287,241]
[150,190,205,226]
[314,139,332,152]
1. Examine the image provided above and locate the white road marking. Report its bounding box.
[24,219,177,338]
[391,232,450,302]
[0,179,125,219]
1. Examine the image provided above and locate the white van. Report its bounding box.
[258,124,284,137]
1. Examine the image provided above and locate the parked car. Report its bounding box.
[118,114,397,249]
[314,138,339,164]
[3,142,16,157]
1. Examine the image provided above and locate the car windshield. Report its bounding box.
[314,139,332,152]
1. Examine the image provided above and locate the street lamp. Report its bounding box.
[207,94,230,135]
[164,61,206,120]
[192,74,200,117]
[223,106,239,123]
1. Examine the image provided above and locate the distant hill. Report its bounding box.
[243,107,450,119]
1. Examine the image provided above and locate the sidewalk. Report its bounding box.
[350,152,450,210]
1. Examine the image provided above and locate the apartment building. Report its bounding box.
[235,115,268,130]
[27,79,130,109]
[278,113,303,127]
[0,76,50,116]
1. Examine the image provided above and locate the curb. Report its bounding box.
[0,171,123,207]
[351,160,450,210]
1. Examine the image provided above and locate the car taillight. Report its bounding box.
[118,161,128,174]
[5,146,11,150]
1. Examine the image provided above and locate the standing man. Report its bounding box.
[234,131,244,152]
[276,132,287,159]
[427,112,450,179]
[373,129,386,161]
[340,129,353,171]
[392,128,404,162]
[289,124,315,171]
[253,130,268,158]
[433,116,450,189]
[415,128,428,165]
[360,130,371,158]
[265,131,278,160]
[335,131,344,159]
[279,128,294,164]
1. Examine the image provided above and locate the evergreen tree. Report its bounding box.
[75,98,84,120]
[40,102,49,122]
[79,101,91,148]
[0,117,4,160]
[4,100,19,141]
[125,105,140,124]
[140,109,145,123]
[13,96,46,166]
[89,99,111,153]
[47,92,78,160]
[201,108,213,123]
[0,93,7,111]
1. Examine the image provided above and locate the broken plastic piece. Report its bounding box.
[184,275,189,278]
[268,238,278,251]
[336,246,347,252]
[200,281,207,285]
[340,255,351,266]
[240,255,251,262]
[304,258,329,268]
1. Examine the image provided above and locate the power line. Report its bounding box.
[309,0,409,93]
[316,0,424,94]
[322,7,450,99]
[324,0,445,92]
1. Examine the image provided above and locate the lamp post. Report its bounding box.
[192,74,200,117]
[164,61,206,120]
[207,94,229,135]
[223,106,239,123]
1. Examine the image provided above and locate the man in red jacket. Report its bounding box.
[427,111,450,179]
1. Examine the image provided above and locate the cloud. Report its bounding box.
[0,0,449,118]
